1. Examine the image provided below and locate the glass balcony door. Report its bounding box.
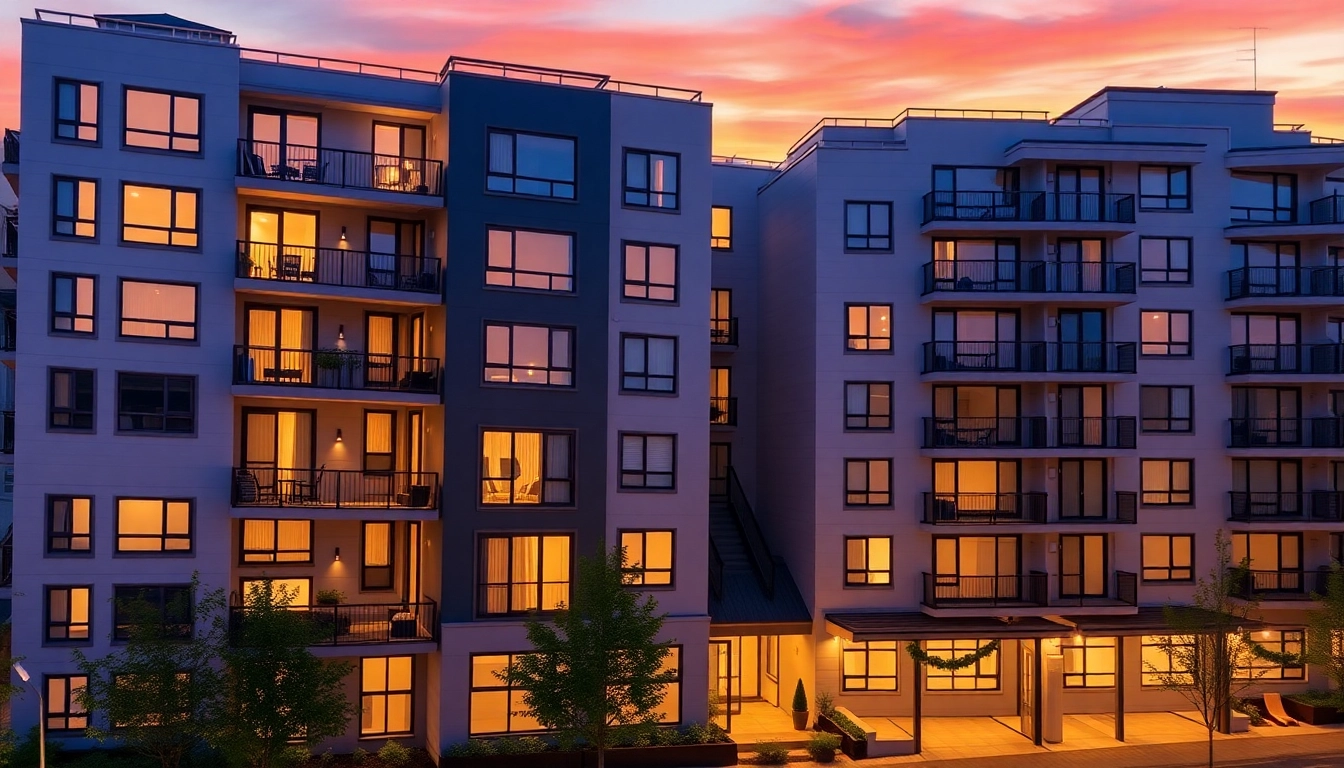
[367,218,424,289]
[242,408,316,501]
[1056,238,1105,292]
[1058,385,1105,446]
[246,208,317,281]
[372,122,427,192]
[1058,309,1105,372]
[934,460,1021,517]
[365,313,399,388]
[1059,534,1107,597]
[1056,166,1103,221]
[934,536,1020,600]
[245,306,315,384]
[1059,459,1107,519]
[1233,459,1301,517]
[249,109,320,179]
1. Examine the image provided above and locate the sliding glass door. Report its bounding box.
[245,306,315,384]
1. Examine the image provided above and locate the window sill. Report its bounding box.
[117,240,203,255]
[619,389,679,398]
[617,487,678,494]
[47,427,97,435]
[44,551,96,558]
[621,203,682,216]
[483,284,577,298]
[359,733,415,742]
[237,561,314,568]
[51,136,102,149]
[844,249,896,255]
[620,295,681,308]
[49,233,100,245]
[712,247,734,254]
[114,430,199,439]
[844,349,895,355]
[48,330,99,340]
[116,335,200,347]
[119,144,204,159]
[479,504,578,511]
[112,551,196,558]
[483,190,579,205]
[480,381,577,392]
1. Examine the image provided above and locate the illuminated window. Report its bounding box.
[121,183,199,248]
[925,639,999,690]
[361,656,414,737]
[487,130,575,199]
[1238,630,1304,680]
[620,434,676,490]
[619,530,674,587]
[116,498,192,553]
[845,201,892,251]
[55,79,99,143]
[624,149,679,210]
[239,577,310,606]
[53,176,98,238]
[845,459,891,506]
[46,586,91,641]
[621,335,677,393]
[842,641,898,691]
[481,430,573,505]
[117,373,195,433]
[623,242,678,302]
[1141,310,1191,356]
[49,368,94,430]
[363,411,396,472]
[711,206,732,250]
[846,304,892,351]
[45,675,89,732]
[239,519,312,564]
[111,673,191,727]
[845,536,892,586]
[1141,460,1193,505]
[1141,635,1193,685]
[1142,535,1193,581]
[363,522,394,590]
[47,496,92,553]
[51,273,95,334]
[484,322,573,387]
[123,87,200,153]
[119,280,197,340]
[845,382,892,430]
[1061,636,1115,688]
[478,534,572,616]
[486,227,574,292]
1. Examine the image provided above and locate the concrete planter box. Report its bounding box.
[442,742,737,768]
[817,713,866,760]
[818,708,916,759]
[1283,697,1344,725]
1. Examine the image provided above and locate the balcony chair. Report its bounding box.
[301,162,327,184]
[289,465,324,505]
[234,468,278,506]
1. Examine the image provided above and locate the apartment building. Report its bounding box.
[7,10,711,754]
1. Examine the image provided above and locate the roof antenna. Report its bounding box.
[1236,27,1268,89]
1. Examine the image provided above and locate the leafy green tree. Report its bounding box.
[502,542,677,768]
[1305,564,1344,704]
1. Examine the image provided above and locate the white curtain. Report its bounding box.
[543,434,570,503]
[122,281,195,339]
[511,536,539,611]
[488,132,513,174]
[514,432,541,503]
[485,538,509,614]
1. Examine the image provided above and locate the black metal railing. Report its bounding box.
[237,241,440,294]
[1228,417,1344,448]
[1227,266,1344,299]
[0,309,14,352]
[1229,491,1344,521]
[1,210,14,259]
[229,599,438,646]
[1228,344,1344,375]
[710,396,738,427]
[922,492,1048,524]
[922,191,1136,224]
[1057,490,1138,523]
[231,467,440,510]
[2,129,17,164]
[922,260,1136,295]
[0,525,11,588]
[708,538,724,601]
[922,572,1048,607]
[1310,193,1344,224]
[1055,570,1138,606]
[0,411,12,454]
[922,416,1136,449]
[233,346,440,394]
[1231,568,1306,599]
[923,341,1137,374]
[237,139,443,196]
[726,467,775,598]
[711,317,739,346]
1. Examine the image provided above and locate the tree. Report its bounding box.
[1304,564,1344,703]
[502,541,677,768]
[74,581,226,768]
[1146,531,1263,768]
[215,581,355,768]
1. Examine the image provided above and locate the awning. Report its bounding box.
[710,560,812,637]
[825,612,1073,642]
[1063,607,1270,636]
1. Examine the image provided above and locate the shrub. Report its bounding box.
[754,740,789,765]
[1287,689,1344,708]
[815,690,836,718]
[491,736,548,754]
[351,747,370,763]
[791,680,808,712]
[823,708,867,742]
[807,732,841,763]
[13,727,61,767]
[1232,698,1266,726]
[377,740,412,766]
[684,722,729,744]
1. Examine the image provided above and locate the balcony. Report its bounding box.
[1229,491,1344,522]
[2,208,15,259]
[922,260,1136,297]
[1309,193,1344,224]
[1228,344,1344,376]
[232,346,440,395]
[1226,266,1344,301]
[1230,569,1308,600]
[922,492,1048,524]
[0,411,11,455]
[2,129,16,164]
[711,317,739,347]
[1058,491,1139,525]
[237,241,441,296]
[231,467,439,511]
[1054,571,1139,608]
[923,341,1137,375]
[922,416,1136,450]
[236,139,443,197]
[1228,417,1344,449]
[710,396,738,427]
[922,572,1048,608]
[229,600,438,647]
[921,191,1136,226]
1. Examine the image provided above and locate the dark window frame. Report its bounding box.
[44,674,90,732]
[114,497,194,554]
[1230,171,1296,223]
[1138,237,1192,284]
[50,272,96,335]
[844,536,893,588]
[844,381,893,431]
[1141,459,1195,506]
[1138,165,1192,210]
[1141,634,1194,686]
[845,201,893,252]
[485,128,577,200]
[117,278,199,342]
[112,584,193,642]
[1140,385,1194,433]
[47,495,93,554]
[1237,629,1305,680]
[476,533,574,617]
[484,225,576,293]
[51,175,99,239]
[1140,309,1192,357]
[841,640,899,691]
[362,409,398,474]
[48,367,95,431]
[361,521,395,591]
[845,303,893,352]
[1141,534,1195,582]
[1060,637,1117,688]
[622,241,679,303]
[120,181,201,249]
[618,432,677,491]
[622,148,680,211]
[925,638,1001,691]
[45,585,92,643]
[238,518,314,565]
[121,85,202,154]
[845,458,892,507]
[482,322,574,388]
[618,529,676,588]
[479,428,576,507]
[54,78,101,144]
[115,372,196,434]
[620,334,678,394]
[360,655,416,738]
[711,205,733,250]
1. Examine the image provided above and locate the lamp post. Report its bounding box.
[12,663,44,768]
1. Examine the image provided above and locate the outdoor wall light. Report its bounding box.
[334,547,341,562]
[339,226,348,243]
[337,324,345,343]
[336,429,344,443]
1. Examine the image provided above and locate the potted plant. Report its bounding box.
[313,348,362,387]
[315,589,345,606]
[310,589,351,638]
[792,680,809,730]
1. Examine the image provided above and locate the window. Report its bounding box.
[478,534,572,616]
[118,280,197,341]
[52,176,97,238]
[619,530,674,587]
[364,411,396,472]
[55,79,99,142]
[117,373,195,433]
[240,577,310,607]
[621,335,677,393]
[484,323,573,387]
[845,382,892,430]
[925,639,999,690]
[1141,635,1194,685]
[620,434,675,490]
[47,496,92,553]
[481,430,573,505]
[487,130,576,199]
[1142,535,1194,581]
[46,586,91,641]
[45,675,89,732]
[624,150,679,209]
[842,641,898,691]
[110,673,192,728]
[486,228,574,292]
[1230,171,1295,223]
[1141,310,1191,356]
[845,202,892,251]
[846,304,892,351]
[122,183,199,247]
[239,519,312,564]
[1239,630,1305,680]
[711,289,734,345]
[844,536,892,586]
[1139,238,1191,283]
[711,206,732,250]
[361,656,413,737]
[845,459,891,506]
[363,522,394,590]
[51,273,95,334]
[623,242,678,302]
[1140,386,1193,433]
[49,368,95,430]
[470,653,544,735]
[1139,166,1191,210]
[116,498,192,553]
[123,87,200,153]
[1141,460,1193,505]
[1061,637,1116,688]
[113,585,192,641]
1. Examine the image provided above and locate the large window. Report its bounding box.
[487,130,576,199]
[122,183,199,248]
[51,273,95,334]
[845,202,892,251]
[1238,630,1305,680]
[1142,534,1194,581]
[363,411,396,473]
[484,323,573,387]
[360,656,413,737]
[117,373,195,433]
[470,653,544,735]
[1139,166,1191,210]
[53,176,98,238]
[845,459,891,506]
[47,496,92,553]
[123,87,200,153]
[620,434,676,490]
[623,242,678,302]
[845,304,892,351]
[845,382,893,430]
[621,334,677,393]
[55,79,99,143]
[45,675,89,732]
[1139,238,1191,284]
[1230,171,1296,223]
[486,227,574,292]
[116,498,192,553]
[119,280,197,341]
[49,368,95,431]
[925,639,999,690]
[239,519,312,564]
[46,586,91,641]
[1061,637,1116,688]
[624,150,679,210]
[1141,310,1192,356]
[1141,460,1193,505]
[478,534,572,616]
[844,536,892,586]
[481,429,574,506]
[1141,635,1193,685]
[113,585,192,641]
[362,522,394,590]
[711,206,732,250]
[841,641,898,691]
[619,529,674,587]
[1140,386,1193,433]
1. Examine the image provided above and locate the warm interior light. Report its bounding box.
[337,325,345,342]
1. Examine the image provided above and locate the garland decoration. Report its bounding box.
[1244,634,1304,667]
[906,639,1001,670]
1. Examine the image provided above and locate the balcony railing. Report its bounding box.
[922,260,1136,295]
[922,416,1136,449]
[233,346,440,394]
[237,139,443,196]
[237,241,441,294]
[1058,490,1139,524]
[711,317,739,347]
[922,191,1136,225]
[922,492,1048,524]
[0,309,14,352]
[2,210,15,258]
[229,600,438,646]
[710,396,738,427]
[1229,344,1344,375]
[0,411,12,454]
[1228,417,1344,448]
[1227,266,1344,299]
[231,467,440,510]
[922,572,1048,608]
[1309,193,1344,224]
[1230,568,1306,599]
[923,341,1137,374]
[1229,491,1344,521]
[2,129,16,164]
[1055,571,1139,606]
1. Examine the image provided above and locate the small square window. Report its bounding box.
[620,529,675,587]
[845,382,892,430]
[1140,386,1193,433]
[239,519,313,564]
[1141,310,1191,356]
[45,675,90,732]
[123,88,200,153]
[1141,460,1193,505]
[116,372,195,433]
[845,202,892,251]
[113,585,192,641]
[842,641,899,691]
[624,150,679,210]
[845,536,892,586]
[621,334,677,393]
[52,176,98,238]
[845,304,892,351]
[1142,534,1193,581]
[49,368,95,431]
[362,521,394,590]
[623,242,678,302]
[845,459,891,506]
[51,273,96,334]
[46,586,92,641]
[47,496,92,553]
[1138,166,1191,210]
[55,79,100,143]
[620,433,676,490]
[122,183,199,248]
[116,498,192,553]
[1139,238,1191,284]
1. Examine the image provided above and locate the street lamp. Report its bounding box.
[12,663,45,768]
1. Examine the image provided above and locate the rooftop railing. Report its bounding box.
[711,155,781,169]
[1226,266,1344,299]
[239,48,439,82]
[237,140,443,196]
[34,9,236,42]
[236,241,441,295]
[923,190,1136,224]
[923,260,1136,295]
[785,108,1105,158]
[442,57,702,101]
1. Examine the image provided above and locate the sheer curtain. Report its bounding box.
[543,434,571,504]
[514,432,541,503]
[481,431,512,503]
[485,538,509,614]
[246,310,277,382]
[280,309,312,382]
[512,536,539,611]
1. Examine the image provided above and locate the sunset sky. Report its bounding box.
[0,0,1341,159]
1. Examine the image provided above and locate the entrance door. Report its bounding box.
[710,443,731,498]
[708,639,736,727]
[1059,385,1105,447]
[1059,534,1107,597]
[246,208,317,281]
[1056,166,1103,221]
[1020,643,1035,736]
[365,313,398,388]
[1058,309,1105,372]
[245,306,315,384]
